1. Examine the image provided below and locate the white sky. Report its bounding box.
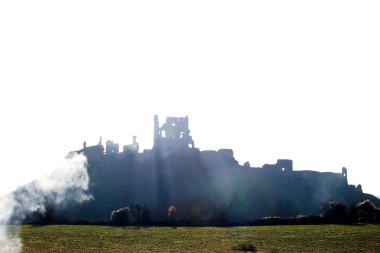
[0,1,379,197]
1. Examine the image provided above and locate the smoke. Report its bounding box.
[0,153,92,253]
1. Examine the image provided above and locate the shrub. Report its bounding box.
[231,243,257,252]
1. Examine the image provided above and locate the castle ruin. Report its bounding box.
[57,114,378,222]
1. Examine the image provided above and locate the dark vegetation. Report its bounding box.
[22,199,380,227]
[231,243,257,252]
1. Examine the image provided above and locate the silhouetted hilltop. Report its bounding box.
[14,115,380,224]
[60,115,378,223]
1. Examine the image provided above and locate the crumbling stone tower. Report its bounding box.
[153,114,195,150]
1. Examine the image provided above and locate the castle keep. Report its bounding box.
[154,115,195,150]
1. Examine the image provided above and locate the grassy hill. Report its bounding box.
[17,224,380,252]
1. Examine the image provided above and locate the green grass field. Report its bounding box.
[16,224,380,252]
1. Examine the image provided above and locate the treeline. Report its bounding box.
[22,199,380,226]
[254,199,380,226]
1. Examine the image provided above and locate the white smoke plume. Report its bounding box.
[0,153,92,253]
